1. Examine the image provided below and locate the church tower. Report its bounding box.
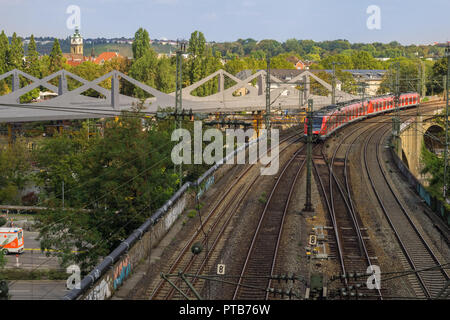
[70,28,83,55]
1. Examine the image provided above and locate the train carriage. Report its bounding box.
[304,93,420,139]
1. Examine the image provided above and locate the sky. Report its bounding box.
[0,0,449,45]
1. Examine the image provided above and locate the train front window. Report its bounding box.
[312,116,323,130]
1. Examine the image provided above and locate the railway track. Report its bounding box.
[232,143,307,300]
[138,101,448,300]
[312,124,383,299]
[311,102,448,299]
[145,131,303,300]
[364,120,450,299]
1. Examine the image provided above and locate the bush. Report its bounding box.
[0,217,6,227]
[258,192,267,204]
[187,210,197,218]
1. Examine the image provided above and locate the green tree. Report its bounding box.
[132,28,151,60]
[7,32,24,71]
[429,57,448,95]
[129,49,159,98]
[0,30,9,74]
[0,139,32,204]
[270,53,297,69]
[256,39,282,57]
[34,108,180,271]
[421,144,444,197]
[155,57,176,93]
[320,54,353,70]
[186,31,223,97]
[49,38,63,73]
[378,58,421,94]
[20,34,41,103]
[188,31,206,58]
[67,61,110,97]
[350,51,381,69]
[25,35,40,77]
[187,30,206,87]
[224,58,248,76]
[283,38,304,56]
[0,31,10,95]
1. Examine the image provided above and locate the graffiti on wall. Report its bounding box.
[164,195,186,231]
[113,255,132,290]
[196,176,215,199]
[85,276,112,300]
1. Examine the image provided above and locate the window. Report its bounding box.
[312,116,323,131]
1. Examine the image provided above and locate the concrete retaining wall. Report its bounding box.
[390,137,450,227]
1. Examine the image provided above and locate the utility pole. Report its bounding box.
[417,62,422,116]
[357,81,367,112]
[176,40,186,188]
[298,80,305,126]
[443,45,449,203]
[303,99,314,213]
[298,80,304,109]
[392,63,401,149]
[331,63,337,105]
[265,56,271,140]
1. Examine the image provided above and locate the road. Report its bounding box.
[4,231,60,270]
[8,281,67,300]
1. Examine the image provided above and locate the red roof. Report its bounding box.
[94,52,120,64]
[63,53,95,67]
[62,52,121,67]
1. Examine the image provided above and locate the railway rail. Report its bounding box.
[137,101,449,300]
[315,123,384,299]
[364,118,450,299]
[310,102,448,299]
[146,131,303,300]
[232,143,307,300]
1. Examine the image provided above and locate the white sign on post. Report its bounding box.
[217,264,225,275]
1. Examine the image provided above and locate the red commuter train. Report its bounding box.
[304,92,420,139]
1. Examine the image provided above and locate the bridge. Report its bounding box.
[0,68,358,123]
[396,107,445,183]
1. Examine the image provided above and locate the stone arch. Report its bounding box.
[423,124,444,155]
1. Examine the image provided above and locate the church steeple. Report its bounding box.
[70,27,83,55]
